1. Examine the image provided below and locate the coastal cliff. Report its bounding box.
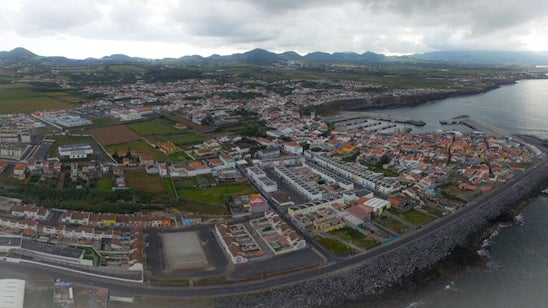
[308,79,522,115]
[217,164,548,307]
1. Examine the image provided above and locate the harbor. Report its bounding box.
[327,112,426,134]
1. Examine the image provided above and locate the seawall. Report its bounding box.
[217,163,548,307]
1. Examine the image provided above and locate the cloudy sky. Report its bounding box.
[1,0,548,59]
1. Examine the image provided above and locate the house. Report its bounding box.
[281,141,304,155]
[13,163,27,179]
[249,194,269,213]
[158,163,168,177]
[156,141,179,154]
[345,205,373,226]
[219,152,236,168]
[0,160,8,172]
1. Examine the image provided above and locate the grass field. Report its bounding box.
[178,183,256,204]
[401,209,435,225]
[375,215,410,234]
[128,120,180,136]
[94,177,112,191]
[422,206,444,217]
[105,140,169,162]
[314,236,357,256]
[173,175,216,189]
[0,83,78,114]
[124,169,166,195]
[329,227,380,249]
[165,132,204,146]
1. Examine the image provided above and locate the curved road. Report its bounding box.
[2,154,547,299]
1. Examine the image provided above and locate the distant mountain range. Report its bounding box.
[2,47,548,66]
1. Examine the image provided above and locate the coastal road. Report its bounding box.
[1,136,545,297]
[2,154,546,299]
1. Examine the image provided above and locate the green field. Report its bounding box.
[422,206,444,217]
[173,175,216,189]
[94,177,112,191]
[164,178,177,198]
[178,183,256,204]
[165,132,204,146]
[124,169,166,195]
[314,236,357,256]
[0,83,78,114]
[329,227,380,249]
[401,209,435,225]
[128,120,180,136]
[105,140,169,162]
[169,151,194,162]
[375,215,410,234]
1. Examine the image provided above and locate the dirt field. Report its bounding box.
[91,125,141,146]
[162,232,209,271]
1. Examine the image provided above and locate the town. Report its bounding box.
[0,59,545,306]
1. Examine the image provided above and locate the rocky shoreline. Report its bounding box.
[216,163,548,307]
[308,78,536,115]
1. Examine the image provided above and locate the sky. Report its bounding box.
[1,0,548,59]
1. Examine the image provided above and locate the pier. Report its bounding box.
[328,112,426,129]
[440,115,511,138]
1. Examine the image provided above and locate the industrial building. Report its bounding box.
[58,144,93,159]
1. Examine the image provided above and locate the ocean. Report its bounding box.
[361,79,548,307]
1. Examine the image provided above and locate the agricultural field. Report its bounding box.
[0,83,79,114]
[178,182,256,205]
[91,125,141,146]
[124,169,166,195]
[105,140,169,162]
[165,132,204,146]
[128,120,180,136]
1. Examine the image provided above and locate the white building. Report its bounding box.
[58,144,93,159]
[281,141,304,155]
[0,279,25,308]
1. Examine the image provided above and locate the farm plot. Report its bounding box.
[128,120,180,136]
[124,169,166,195]
[91,125,141,146]
[0,83,77,114]
[165,132,204,146]
[105,140,169,162]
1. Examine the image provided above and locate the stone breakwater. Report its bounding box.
[217,164,548,307]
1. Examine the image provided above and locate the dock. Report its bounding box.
[440,115,511,138]
[328,112,426,128]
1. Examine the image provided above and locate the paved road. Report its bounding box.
[2,142,546,299]
[2,154,546,298]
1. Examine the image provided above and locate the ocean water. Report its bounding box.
[367,79,548,140]
[361,79,548,307]
[404,196,548,308]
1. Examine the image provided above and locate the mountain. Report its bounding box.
[0,47,37,61]
[2,47,548,66]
